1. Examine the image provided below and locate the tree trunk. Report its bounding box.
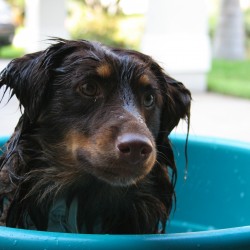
[213,0,245,60]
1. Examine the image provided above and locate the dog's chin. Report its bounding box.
[79,163,153,187]
[94,168,150,187]
[99,175,141,187]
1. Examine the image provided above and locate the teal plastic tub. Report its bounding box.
[1,135,250,249]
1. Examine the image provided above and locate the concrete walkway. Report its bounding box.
[175,93,250,143]
[1,59,250,143]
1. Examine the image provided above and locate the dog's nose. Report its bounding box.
[116,133,153,164]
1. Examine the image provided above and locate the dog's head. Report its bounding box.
[0,39,191,188]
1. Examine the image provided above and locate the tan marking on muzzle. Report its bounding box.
[66,131,89,155]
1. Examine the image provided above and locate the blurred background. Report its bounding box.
[0,0,250,142]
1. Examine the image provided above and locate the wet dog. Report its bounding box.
[0,39,191,234]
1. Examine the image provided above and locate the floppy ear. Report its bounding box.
[161,74,191,135]
[152,64,191,186]
[0,52,47,122]
[149,61,191,136]
[0,40,74,123]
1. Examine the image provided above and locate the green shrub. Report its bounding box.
[67,1,143,49]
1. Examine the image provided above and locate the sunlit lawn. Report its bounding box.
[0,45,24,59]
[208,60,250,99]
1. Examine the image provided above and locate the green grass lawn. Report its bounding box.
[208,60,250,99]
[0,45,24,59]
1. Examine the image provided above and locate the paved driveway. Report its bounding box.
[175,93,250,143]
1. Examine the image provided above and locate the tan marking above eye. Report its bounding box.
[96,64,112,78]
[138,74,150,86]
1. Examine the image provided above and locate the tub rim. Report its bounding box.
[1,225,250,249]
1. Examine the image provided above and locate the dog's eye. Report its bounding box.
[79,83,99,97]
[143,93,155,108]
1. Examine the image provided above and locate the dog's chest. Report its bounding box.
[22,197,102,233]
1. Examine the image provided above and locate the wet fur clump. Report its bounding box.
[0,39,191,234]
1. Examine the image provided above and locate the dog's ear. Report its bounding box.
[0,52,48,122]
[0,40,73,122]
[150,63,191,185]
[161,74,191,135]
[149,62,191,136]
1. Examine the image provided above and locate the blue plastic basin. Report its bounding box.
[1,135,250,249]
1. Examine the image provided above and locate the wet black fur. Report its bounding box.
[0,39,191,234]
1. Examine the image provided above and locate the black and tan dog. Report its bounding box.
[0,39,191,234]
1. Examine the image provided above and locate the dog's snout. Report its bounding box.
[117,133,153,164]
